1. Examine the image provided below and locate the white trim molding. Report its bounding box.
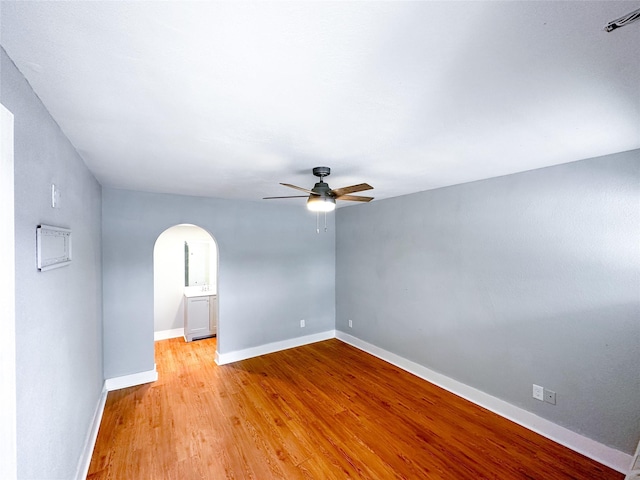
[154,328,184,341]
[0,103,16,480]
[215,330,335,365]
[75,384,107,480]
[335,331,632,474]
[105,367,158,391]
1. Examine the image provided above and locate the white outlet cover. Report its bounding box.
[348,320,352,328]
[300,319,305,328]
[532,384,544,401]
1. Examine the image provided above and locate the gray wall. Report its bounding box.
[336,150,640,454]
[1,48,104,478]
[102,188,335,378]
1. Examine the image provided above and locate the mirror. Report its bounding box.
[184,241,211,286]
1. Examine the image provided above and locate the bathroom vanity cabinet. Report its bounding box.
[184,293,217,342]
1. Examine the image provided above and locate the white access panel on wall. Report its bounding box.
[36,225,72,271]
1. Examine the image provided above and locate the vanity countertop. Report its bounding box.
[184,286,217,298]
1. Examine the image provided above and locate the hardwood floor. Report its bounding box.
[88,337,623,479]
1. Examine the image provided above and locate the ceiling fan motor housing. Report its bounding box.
[312,181,333,197]
[312,166,331,178]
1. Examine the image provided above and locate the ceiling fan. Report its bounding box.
[263,166,374,212]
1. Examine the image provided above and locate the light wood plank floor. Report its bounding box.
[88,337,623,479]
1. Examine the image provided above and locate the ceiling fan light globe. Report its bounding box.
[307,196,336,212]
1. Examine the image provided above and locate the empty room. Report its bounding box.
[1,1,639,479]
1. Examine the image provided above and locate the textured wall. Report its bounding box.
[1,49,104,479]
[336,150,640,454]
[102,188,335,378]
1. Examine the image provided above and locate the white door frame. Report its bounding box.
[0,103,17,479]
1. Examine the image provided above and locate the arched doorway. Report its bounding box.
[153,224,219,344]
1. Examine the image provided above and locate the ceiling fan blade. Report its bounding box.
[335,194,374,202]
[330,183,373,197]
[263,195,309,199]
[280,183,319,195]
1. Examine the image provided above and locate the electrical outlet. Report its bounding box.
[532,384,544,401]
[348,319,352,328]
[544,389,556,405]
[300,319,305,328]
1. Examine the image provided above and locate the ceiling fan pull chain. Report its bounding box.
[324,212,328,232]
[316,212,320,234]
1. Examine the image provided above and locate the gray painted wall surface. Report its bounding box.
[2,49,104,478]
[336,150,640,454]
[102,188,335,378]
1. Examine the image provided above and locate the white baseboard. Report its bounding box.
[335,331,632,474]
[75,367,160,478]
[105,367,158,391]
[215,330,336,365]
[74,383,107,480]
[154,328,184,341]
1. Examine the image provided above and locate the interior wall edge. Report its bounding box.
[625,439,640,480]
[0,101,17,480]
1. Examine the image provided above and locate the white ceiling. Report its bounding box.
[1,1,639,205]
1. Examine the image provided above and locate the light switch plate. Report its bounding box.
[51,184,60,208]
